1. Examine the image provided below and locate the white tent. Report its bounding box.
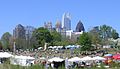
[48,57,64,62]
[92,56,106,61]
[81,56,93,61]
[68,57,81,62]
[0,52,13,58]
[10,55,35,66]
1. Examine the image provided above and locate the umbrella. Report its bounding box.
[113,54,120,60]
[104,54,113,57]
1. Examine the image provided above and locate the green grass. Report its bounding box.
[0,63,120,69]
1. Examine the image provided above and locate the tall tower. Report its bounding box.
[25,26,35,40]
[62,13,71,31]
[55,20,62,33]
[13,24,26,39]
[13,24,26,49]
[75,20,85,32]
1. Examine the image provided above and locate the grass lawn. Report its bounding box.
[0,63,120,69]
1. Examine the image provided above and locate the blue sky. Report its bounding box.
[0,0,120,38]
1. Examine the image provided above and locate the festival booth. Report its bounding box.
[0,52,13,64]
[48,57,65,69]
[10,55,35,66]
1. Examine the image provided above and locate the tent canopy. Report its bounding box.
[68,57,81,62]
[104,54,113,57]
[92,56,106,60]
[0,52,13,58]
[81,56,93,61]
[113,54,120,60]
[48,57,64,62]
[14,55,35,60]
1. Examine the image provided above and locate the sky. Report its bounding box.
[0,0,120,38]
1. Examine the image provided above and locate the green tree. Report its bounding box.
[33,27,52,48]
[51,31,61,41]
[50,31,62,46]
[78,32,92,51]
[89,27,101,49]
[15,38,26,49]
[1,32,12,50]
[0,41,3,50]
[111,29,119,39]
[100,25,119,45]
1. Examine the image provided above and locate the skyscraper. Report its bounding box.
[62,13,71,31]
[13,24,26,49]
[55,20,62,33]
[13,24,26,39]
[25,26,35,49]
[75,20,85,32]
[25,26,35,40]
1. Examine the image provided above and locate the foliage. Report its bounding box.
[1,32,12,50]
[50,30,62,46]
[15,38,27,50]
[78,32,92,51]
[51,30,61,42]
[89,27,101,47]
[0,41,3,50]
[89,25,119,46]
[111,29,119,39]
[99,25,119,45]
[33,27,52,47]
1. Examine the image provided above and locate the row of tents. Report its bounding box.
[48,45,80,50]
[1,52,120,66]
[0,52,35,66]
[47,56,106,63]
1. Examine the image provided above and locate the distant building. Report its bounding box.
[13,24,26,39]
[25,26,35,40]
[71,31,83,41]
[55,20,62,33]
[90,26,100,33]
[62,13,71,31]
[75,20,85,32]
[61,28,66,39]
[66,30,73,39]
[44,22,53,32]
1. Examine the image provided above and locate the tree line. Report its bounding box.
[0,24,119,51]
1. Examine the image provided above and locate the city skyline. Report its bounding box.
[0,0,120,38]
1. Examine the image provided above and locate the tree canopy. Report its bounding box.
[78,32,92,51]
[1,32,12,49]
[33,27,52,47]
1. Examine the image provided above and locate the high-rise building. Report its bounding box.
[13,24,26,39]
[55,20,62,33]
[25,26,35,40]
[62,13,71,31]
[25,26,35,49]
[44,22,52,32]
[75,20,85,32]
[13,24,26,49]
